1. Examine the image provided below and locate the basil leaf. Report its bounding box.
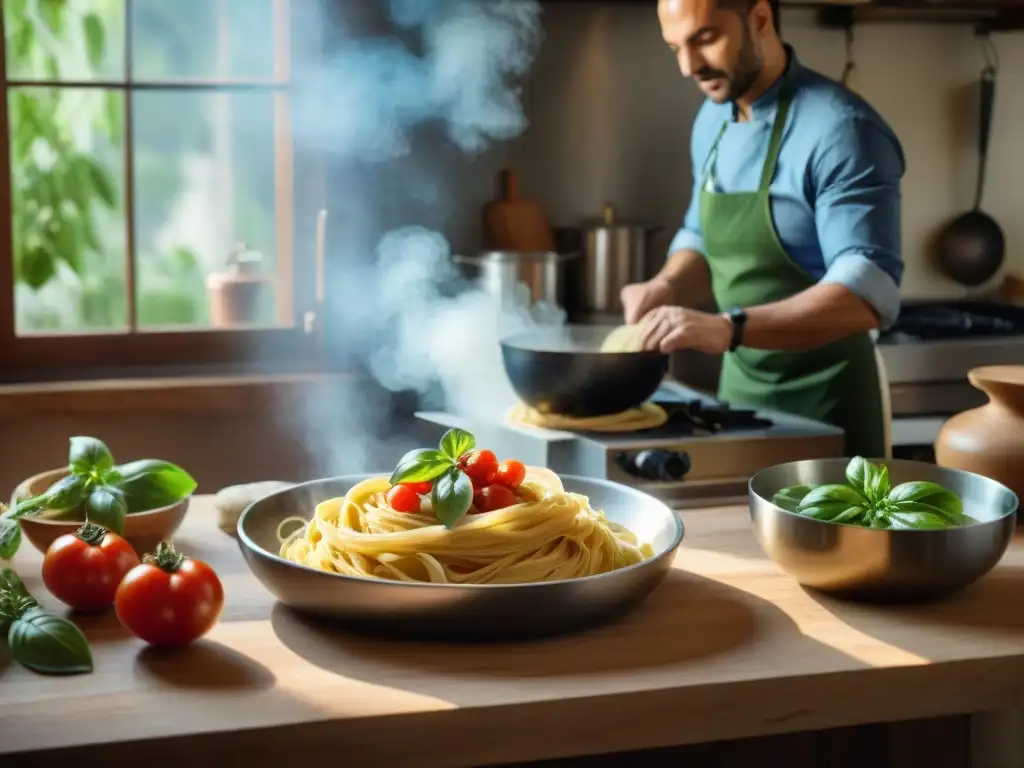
[831,505,869,524]
[771,484,815,513]
[886,481,963,517]
[431,468,473,529]
[797,501,859,521]
[0,568,26,597]
[42,473,90,511]
[68,436,114,475]
[888,500,972,527]
[867,463,890,504]
[85,486,128,535]
[389,449,452,485]
[798,483,868,510]
[889,510,957,530]
[114,459,197,513]
[8,606,93,675]
[0,517,22,559]
[845,456,871,495]
[438,428,475,462]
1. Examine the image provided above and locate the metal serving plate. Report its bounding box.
[237,474,684,641]
[749,458,1018,602]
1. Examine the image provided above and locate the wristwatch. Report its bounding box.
[725,307,747,351]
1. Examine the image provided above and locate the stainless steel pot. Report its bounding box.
[453,250,579,308]
[559,204,663,316]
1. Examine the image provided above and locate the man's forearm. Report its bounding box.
[740,283,881,351]
[657,249,713,308]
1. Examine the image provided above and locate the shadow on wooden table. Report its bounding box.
[269,569,869,702]
[134,639,278,691]
[799,567,1024,661]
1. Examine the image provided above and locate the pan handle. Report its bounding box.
[974,65,996,211]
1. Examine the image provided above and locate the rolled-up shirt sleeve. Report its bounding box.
[813,115,906,329]
[669,108,710,256]
[669,184,704,254]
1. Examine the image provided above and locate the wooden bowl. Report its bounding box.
[13,468,191,557]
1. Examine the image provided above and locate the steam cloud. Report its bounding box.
[280,0,566,477]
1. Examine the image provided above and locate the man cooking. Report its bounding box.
[621,0,905,458]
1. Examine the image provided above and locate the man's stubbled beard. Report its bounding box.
[692,30,761,103]
[724,19,762,103]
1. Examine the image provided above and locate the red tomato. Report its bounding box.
[114,542,224,647]
[494,459,526,489]
[401,481,432,495]
[473,484,519,513]
[42,523,140,612]
[459,450,498,488]
[386,484,422,513]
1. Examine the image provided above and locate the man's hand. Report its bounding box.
[640,306,733,355]
[620,276,674,325]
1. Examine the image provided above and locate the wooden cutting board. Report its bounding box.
[481,168,555,252]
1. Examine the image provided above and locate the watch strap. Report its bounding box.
[726,307,747,351]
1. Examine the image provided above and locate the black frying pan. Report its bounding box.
[935,64,1005,287]
[500,325,668,418]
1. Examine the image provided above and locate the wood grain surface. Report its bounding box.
[4,499,1024,767]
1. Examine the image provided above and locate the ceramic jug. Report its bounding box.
[935,365,1024,502]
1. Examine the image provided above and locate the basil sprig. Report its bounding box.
[4,437,197,557]
[390,428,476,529]
[0,567,93,675]
[772,456,973,530]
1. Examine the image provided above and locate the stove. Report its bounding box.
[416,379,844,508]
[876,301,1024,449]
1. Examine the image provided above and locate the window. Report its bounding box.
[0,0,319,373]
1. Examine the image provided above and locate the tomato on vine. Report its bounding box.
[42,523,140,612]
[114,542,224,647]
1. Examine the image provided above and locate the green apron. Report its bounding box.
[698,65,885,458]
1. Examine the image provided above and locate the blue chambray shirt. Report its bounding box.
[669,50,906,329]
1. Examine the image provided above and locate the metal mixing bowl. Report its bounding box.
[237,474,684,640]
[749,458,1018,602]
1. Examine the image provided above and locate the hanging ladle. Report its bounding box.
[934,30,1005,287]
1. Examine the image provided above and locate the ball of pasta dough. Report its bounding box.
[599,324,646,353]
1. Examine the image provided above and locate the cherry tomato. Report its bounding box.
[386,484,422,513]
[459,450,498,488]
[42,523,140,612]
[473,484,519,513]
[401,481,432,495]
[115,542,224,647]
[494,459,526,489]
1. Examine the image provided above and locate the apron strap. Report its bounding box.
[758,63,799,191]
[701,121,729,189]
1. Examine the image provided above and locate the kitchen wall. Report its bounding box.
[433,4,1023,299]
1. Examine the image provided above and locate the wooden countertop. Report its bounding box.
[5,499,1024,767]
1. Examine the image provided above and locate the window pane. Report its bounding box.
[132,89,284,330]
[130,0,278,82]
[10,87,127,334]
[4,0,125,82]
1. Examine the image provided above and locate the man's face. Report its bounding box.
[659,0,763,104]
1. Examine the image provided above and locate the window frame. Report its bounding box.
[0,0,320,376]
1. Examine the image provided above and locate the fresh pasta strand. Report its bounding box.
[506,402,668,433]
[278,467,653,585]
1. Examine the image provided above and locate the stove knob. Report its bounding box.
[616,449,691,482]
